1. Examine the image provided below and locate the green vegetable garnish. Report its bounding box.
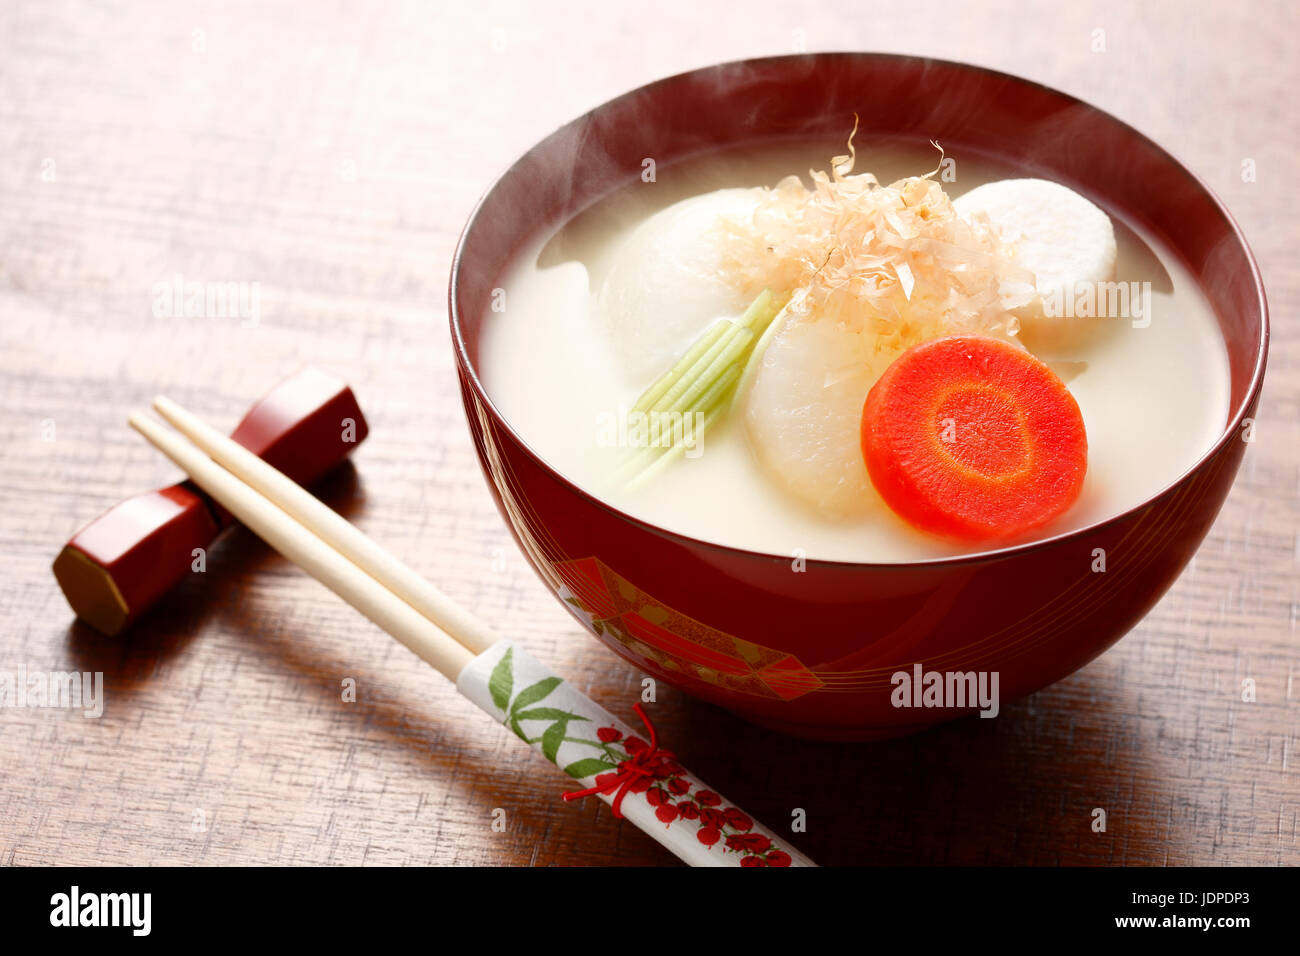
[616,289,786,489]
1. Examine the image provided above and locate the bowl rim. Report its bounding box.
[448,51,1270,571]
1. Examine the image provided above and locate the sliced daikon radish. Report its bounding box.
[953,178,1117,350]
[596,188,762,385]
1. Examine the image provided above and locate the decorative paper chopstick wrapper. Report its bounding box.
[53,367,368,635]
[459,642,812,866]
[127,396,815,868]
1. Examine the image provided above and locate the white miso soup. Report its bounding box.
[480,140,1230,563]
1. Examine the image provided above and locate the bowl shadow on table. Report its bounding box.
[665,664,1159,866]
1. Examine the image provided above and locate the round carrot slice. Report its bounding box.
[861,336,1087,542]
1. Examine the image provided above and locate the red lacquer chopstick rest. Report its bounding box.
[52,367,368,635]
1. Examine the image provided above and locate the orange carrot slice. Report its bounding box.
[861,336,1087,542]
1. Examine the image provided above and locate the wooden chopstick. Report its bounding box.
[151,395,497,655]
[127,413,475,681]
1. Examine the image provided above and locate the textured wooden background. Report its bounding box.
[0,0,1296,866]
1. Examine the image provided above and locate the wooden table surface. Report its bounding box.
[1,0,1296,867]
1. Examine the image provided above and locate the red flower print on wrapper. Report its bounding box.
[699,807,727,830]
[648,757,678,779]
[726,833,772,853]
[743,834,772,853]
[564,705,678,818]
[560,701,800,865]
[723,808,753,831]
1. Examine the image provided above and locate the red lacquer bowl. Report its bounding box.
[448,54,1268,740]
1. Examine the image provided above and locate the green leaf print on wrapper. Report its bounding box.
[488,647,514,711]
[510,677,563,715]
[489,649,590,752]
[563,757,618,778]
